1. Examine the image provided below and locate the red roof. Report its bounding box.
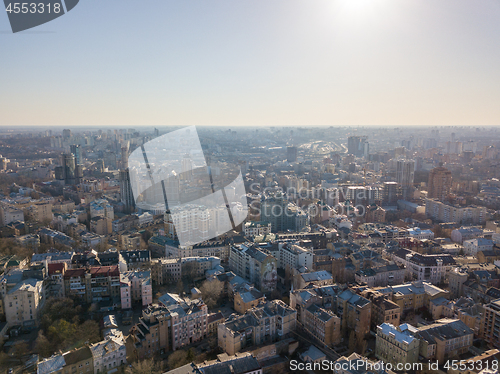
[63,268,86,279]
[48,262,65,275]
[90,265,119,278]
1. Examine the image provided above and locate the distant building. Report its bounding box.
[427,166,452,201]
[463,238,493,256]
[287,146,298,163]
[426,199,486,225]
[396,159,415,200]
[243,221,272,237]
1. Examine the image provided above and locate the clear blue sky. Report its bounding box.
[1,0,500,127]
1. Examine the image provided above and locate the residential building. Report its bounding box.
[389,248,455,285]
[63,265,121,305]
[360,289,401,329]
[3,278,45,328]
[303,304,341,346]
[483,298,500,349]
[120,271,152,308]
[374,281,449,313]
[127,294,209,359]
[244,221,272,237]
[355,264,405,287]
[293,270,333,290]
[234,285,265,314]
[229,243,277,293]
[90,330,127,374]
[37,346,94,374]
[375,323,420,367]
[218,300,296,355]
[279,243,313,272]
[151,258,182,285]
[464,238,493,256]
[427,166,452,201]
[337,289,371,338]
[89,199,114,220]
[426,199,486,225]
[416,318,473,362]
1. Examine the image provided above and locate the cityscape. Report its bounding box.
[2,0,500,373]
[0,125,500,374]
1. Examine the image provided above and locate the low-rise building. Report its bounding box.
[375,323,420,367]
[218,300,296,355]
[293,270,333,290]
[234,285,265,314]
[416,318,474,362]
[120,271,152,309]
[303,304,341,346]
[4,278,45,328]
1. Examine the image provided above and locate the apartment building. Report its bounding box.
[244,221,272,237]
[483,298,500,348]
[390,248,456,285]
[355,264,405,287]
[120,271,152,309]
[37,346,94,374]
[416,319,474,362]
[375,281,449,313]
[63,265,121,305]
[360,289,401,329]
[303,304,341,346]
[290,284,344,324]
[375,323,420,367]
[229,243,277,293]
[181,256,222,279]
[279,243,313,271]
[218,300,296,355]
[234,285,265,314]
[293,270,333,290]
[337,289,371,338]
[90,330,127,374]
[0,204,24,226]
[151,258,182,285]
[3,278,45,328]
[464,238,493,256]
[161,293,209,349]
[425,199,486,225]
[89,199,114,220]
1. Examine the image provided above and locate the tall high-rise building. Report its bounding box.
[121,146,129,169]
[120,169,135,213]
[396,159,415,200]
[427,166,452,202]
[347,136,369,158]
[287,146,298,162]
[55,153,82,185]
[70,144,82,165]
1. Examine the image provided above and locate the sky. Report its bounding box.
[1,0,500,128]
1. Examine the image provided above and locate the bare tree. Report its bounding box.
[200,279,223,309]
[126,358,163,374]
